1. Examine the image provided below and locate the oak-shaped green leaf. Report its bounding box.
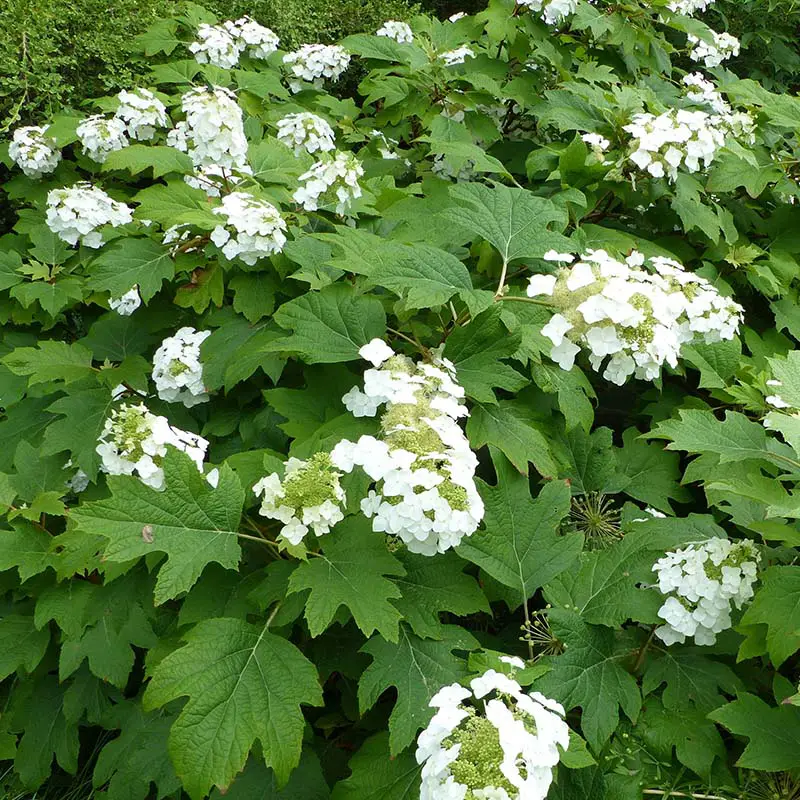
[537,610,640,751]
[71,450,244,604]
[457,455,580,605]
[331,733,420,800]
[391,550,489,640]
[444,306,528,403]
[358,624,478,754]
[709,694,800,770]
[89,237,175,301]
[442,183,570,264]
[0,614,49,679]
[271,285,386,364]
[739,566,800,667]
[0,520,53,581]
[2,340,94,386]
[102,145,193,178]
[144,617,323,799]
[287,516,406,641]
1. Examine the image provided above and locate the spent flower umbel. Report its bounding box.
[152,327,211,408]
[8,125,61,177]
[416,668,570,800]
[331,340,483,555]
[652,538,760,645]
[253,453,346,545]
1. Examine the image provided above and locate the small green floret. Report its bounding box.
[169,360,190,377]
[281,452,341,510]
[445,716,517,798]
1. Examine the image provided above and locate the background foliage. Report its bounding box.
[3,0,800,799]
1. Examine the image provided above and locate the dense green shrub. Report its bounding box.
[4,1,800,800]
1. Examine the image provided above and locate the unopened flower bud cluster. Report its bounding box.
[624,108,725,181]
[293,150,364,214]
[376,20,414,43]
[167,86,248,169]
[9,126,61,177]
[190,17,279,68]
[46,183,133,248]
[96,402,209,490]
[76,115,129,163]
[330,339,484,555]
[211,191,287,264]
[688,31,740,68]
[517,0,579,26]
[282,44,351,92]
[276,112,336,155]
[253,453,346,545]
[152,327,211,407]
[653,538,760,645]
[115,88,169,140]
[416,661,569,800]
[528,249,744,385]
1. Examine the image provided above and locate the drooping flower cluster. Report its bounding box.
[528,249,744,384]
[688,31,740,68]
[276,112,336,155]
[416,662,570,800]
[653,538,760,645]
[96,402,209,490]
[624,108,725,180]
[293,150,364,214]
[189,17,279,68]
[76,115,129,163]
[517,0,579,25]
[376,20,414,43]
[45,183,133,248]
[282,44,351,92]
[440,46,475,66]
[109,286,142,316]
[151,327,211,407]
[667,0,715,13]
[682,73,756,144]
[253,454,346,545]
[8,126,61,177]
[210,191,287,264]
[115,88,169,140]
[330,340,483,555]
[167,86,248,169]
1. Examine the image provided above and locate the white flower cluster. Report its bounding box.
[682,73,756,144]
[46,183,133,248]
[624,108,725,180]
[276,112,336,155]
[667,0,715,13]
[253,454,346,545]
[766,378,793,410]
[282,44,351,92]
[330,340,483,555]
[688,31,740,68]
[517,0,579,25]
[184,162,253,197]
[376,20,414,43]
[167,86,247,169]
[115,88,169,140]
[109,286,142,316]
[582,132,610,160]
[653,538,760,645]
[76,115,128,163]
[440,46,475,66]
[210,191,287,264]
[528,249,744,385]
[152,327,211,407]
[9,126,61,177]
[293,150,364,214]
[96,402,209,490]
[416,662,569,800]
[189,17,279,68]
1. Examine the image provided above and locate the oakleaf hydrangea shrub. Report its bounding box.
[1,0,800,798]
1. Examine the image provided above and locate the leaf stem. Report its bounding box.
[495,295,553,307]
[632,625,657,673]
[236,531,276,547]
[494,259,509,299]
[265,601,283,628]
[643,791,731,800]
